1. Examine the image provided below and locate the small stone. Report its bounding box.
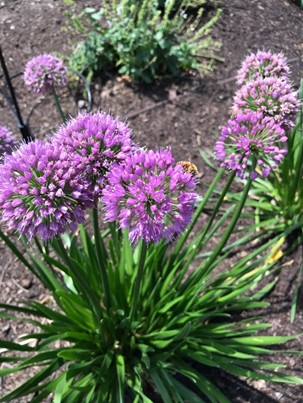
[10,25,15,30]
[21,278,32,289]
[29,290,38,299]
[275,392,283,400]
[250,379,266,389]
[78,100,86,109]
[2,324,10,335]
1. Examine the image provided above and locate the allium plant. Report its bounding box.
[233,76,300,129]
[0,140,92,240]
[102,148,197,244]
[237,80,303,321]
[52,111,133,201]
[237,50,290,85]
[24,54,67,94]
[24,54,68,122]
[235,81,303,232]
[221,51,303,321]
[215,111,287,180]
[1,85,303,400]
[0,126,16,157]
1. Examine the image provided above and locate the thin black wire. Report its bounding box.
[68,67,93,112]
[0,47,33,142]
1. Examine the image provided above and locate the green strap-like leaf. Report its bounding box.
[0,359,62,402]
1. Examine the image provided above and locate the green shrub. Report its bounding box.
[67,0,222,83]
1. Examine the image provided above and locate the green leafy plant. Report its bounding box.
[67,0,222,83]
[1,168,303,402]
[243,80,303,235]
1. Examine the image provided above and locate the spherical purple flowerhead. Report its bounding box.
[24,54,67,94]
[0,126,16,158]
[0,140,92,240]
[233,77,299,128]
[237,51,290,86]
[102,148,198,244]
[215,112,288,180]
[52,111,133,200]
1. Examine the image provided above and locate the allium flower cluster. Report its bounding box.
[237,51,290,86]
[52,112,133,200]
[233,77,299,128]
[0,140,92,240]
[24,54,67,94]
[102,148,197,244]
[0,126,16,158]
[215,112,288,180]
[216,51,299,180]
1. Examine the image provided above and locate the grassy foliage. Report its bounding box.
[205,79,303,322]
[0,167,302,402]
[246,80,303,235]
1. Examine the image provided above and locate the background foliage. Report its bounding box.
[65,0,222,83]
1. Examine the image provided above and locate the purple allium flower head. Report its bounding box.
[101,148,198,244]
[52,111,133,200]
[0,140,93,240]
[237,51,290,86]
[233,77,300,129]
[24,54,67,94]
[0,126,16,158]
[215,111,288,180]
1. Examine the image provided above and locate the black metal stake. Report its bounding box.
[0,46,33,142]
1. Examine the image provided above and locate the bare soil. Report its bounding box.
[0,0,303,401]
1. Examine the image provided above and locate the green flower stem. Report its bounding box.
[0,230,43,284]
[52,88,66,123]
[55,237,102,321]
[188,169,254,287]
[291,229,303,322]
[130,241,147,322]
[190,170,237,253]
[169,169,236,278]
[173,167,225,258]
[33,236,44,254]
[290,98,303,201]
[92,207,112,312]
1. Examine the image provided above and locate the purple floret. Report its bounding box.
[52,111,133,201]
[0,126,17,158]
[215,112,288,180]
[237,50,290,86]
[101,148,198,244]
[0,140,93,240]
[24,54,67,94]
[233,76,300,129]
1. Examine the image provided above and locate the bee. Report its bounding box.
[177,160,199,176]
